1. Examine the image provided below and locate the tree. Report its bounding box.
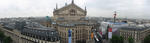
[144,35,150,43]
[119,36,124,43]
[111,35,124,43]
[0,30,5,40]
[0,30,13,43]
[4,37,12,43]
[128,37,134,43]
[0,32,5,39]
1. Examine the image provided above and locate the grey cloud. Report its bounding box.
[0,0,149,19]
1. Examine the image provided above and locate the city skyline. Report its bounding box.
[0,0,150,43]
[0,0,149,19]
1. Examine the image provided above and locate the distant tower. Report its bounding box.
[114,11,117,23]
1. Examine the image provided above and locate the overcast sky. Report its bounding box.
[0,0,149,19]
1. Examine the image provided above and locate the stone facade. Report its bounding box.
[53,1,86,21]
[119,26,150,43]
[50,0,96,43]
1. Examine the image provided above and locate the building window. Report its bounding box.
[70,9,76,16]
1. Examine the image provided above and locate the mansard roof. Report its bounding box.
[54,3,86,13]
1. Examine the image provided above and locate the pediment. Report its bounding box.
[54,3,86,13]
